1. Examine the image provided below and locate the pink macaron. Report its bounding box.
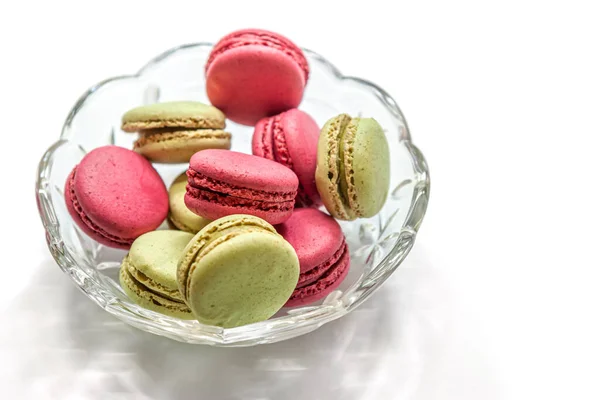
[64,145,168,249]
[205,29,310,126]
[184,149,299,225]
[252,108,321,207]
[276,208,350,307]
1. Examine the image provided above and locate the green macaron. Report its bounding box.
[177,215,300,328]
[121,101,232,163]
[119,230,195,319]
[168,172,212,233]
[315,114,391,220]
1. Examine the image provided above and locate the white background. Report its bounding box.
[1,0,599,398]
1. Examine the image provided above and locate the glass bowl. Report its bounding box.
[35,43,430,346]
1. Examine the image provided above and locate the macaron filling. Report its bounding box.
[324,114,358,219]
[67,168,134,247]
[186,169,296,211]
[186,187,295,211]
[122,117,225,132]
[337,117,359,217]
[205,30,309,84]
[134,128,231,148]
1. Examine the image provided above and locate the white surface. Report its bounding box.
[1,0,599,398]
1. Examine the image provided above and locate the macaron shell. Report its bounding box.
[285,243,350,308]
[278,109,321,206]
[348,118,391,217]
[65,146,169,248]
[185,231,299,328]
[121,101,226,131]
[135,129,231,163]
[189,150,299,193]
[276,208,343,273]
[168,173,212,233]
[206,29,309,82]
[64,169,131,249]
[73,146,168,239]
[206,45,306,126]
[127,230,194,288]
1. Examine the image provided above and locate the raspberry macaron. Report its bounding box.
[64,145,168,249]
[276,208,350,307]
[252,108,321,207]
[205,29,310,126]
[184,149,298,225]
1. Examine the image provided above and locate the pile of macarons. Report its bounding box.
[65,29,391,328]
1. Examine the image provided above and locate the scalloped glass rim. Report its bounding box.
[35,43,430,346]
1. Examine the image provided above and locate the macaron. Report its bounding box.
[205,29,310,126]
[120,230,194,319]
[276,209,350,307]
[64,145,168,249]
[315,114,391,220]
[121,101,231,163]
[177,215,299,328]
[252,108,321,207]
[168,172,211,233]
[185,149,299,225]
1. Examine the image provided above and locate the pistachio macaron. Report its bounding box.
[119,230,194,319]
[168,172,212,233]
[121,101,232,163]
[177,215,300,328]
[315,114,391,220]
